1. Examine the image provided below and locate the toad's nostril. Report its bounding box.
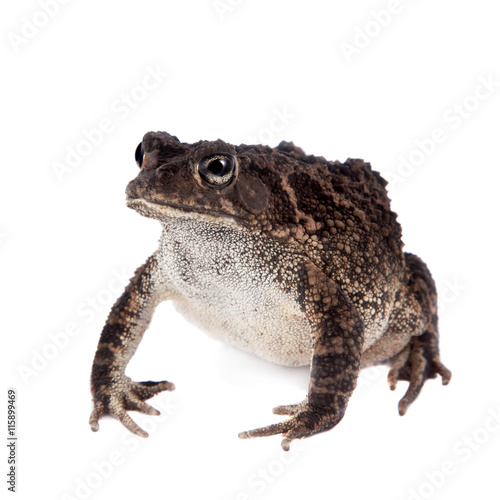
[156,164,171,180]
[155,159,184,179]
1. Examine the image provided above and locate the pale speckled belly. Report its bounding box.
[158,220,313,366]
[173,294,312,366]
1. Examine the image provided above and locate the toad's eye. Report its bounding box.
[135,142,144,168]
[197,154,236,187]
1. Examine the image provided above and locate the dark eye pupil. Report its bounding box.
[208,159,226,176]
[135,143,144,167]
[198,155,235,187]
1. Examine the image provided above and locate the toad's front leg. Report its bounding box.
[89,253,175,438]
[239,261,364,451]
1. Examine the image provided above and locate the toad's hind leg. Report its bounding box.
[387,253,452,415]
[388,331,451,415]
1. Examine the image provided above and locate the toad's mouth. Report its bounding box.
[126,196,245,226]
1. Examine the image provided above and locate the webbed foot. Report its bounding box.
[239,399,343,451]
[89,375,175,437]
[388,331,451,416]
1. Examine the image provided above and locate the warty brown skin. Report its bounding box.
[89,131,451,450]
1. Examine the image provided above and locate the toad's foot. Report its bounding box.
[239,400,343,451]
[89,375,175,437]
[388,330,451,416]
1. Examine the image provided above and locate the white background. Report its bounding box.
[2,1,500,499]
